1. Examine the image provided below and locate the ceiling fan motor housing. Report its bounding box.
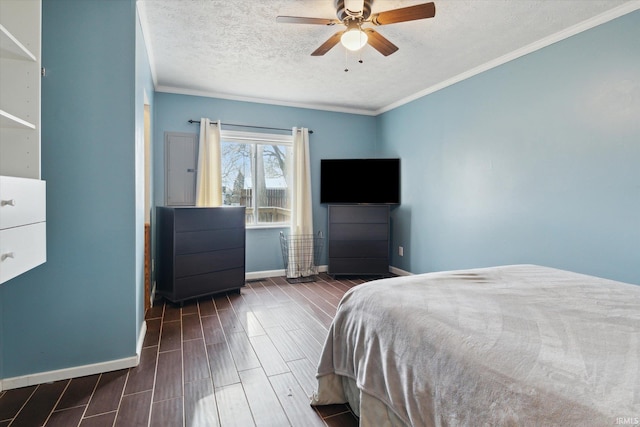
[335,0,372,21]
[277,1,435,57]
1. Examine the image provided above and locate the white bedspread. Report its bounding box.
[312,265,640,426]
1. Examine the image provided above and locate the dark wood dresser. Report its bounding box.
[156,206,245,303]
[328,204,390,276]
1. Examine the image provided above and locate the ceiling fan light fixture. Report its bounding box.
[340,28,368,51]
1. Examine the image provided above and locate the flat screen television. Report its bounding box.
[320,158,400,204]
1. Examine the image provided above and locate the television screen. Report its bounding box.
[320,158,400,204]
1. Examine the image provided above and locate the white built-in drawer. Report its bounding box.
[0,175,46,229]
[0,221,46,283]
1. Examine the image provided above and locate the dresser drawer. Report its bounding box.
[175,248,245,278]
[329,223,388,241]
[175,228,244,254]
[329,240,388,258]
[0,222,46,283]
[174,206,245,232]
[329,205,389,224]
[328,257,388,276]
[0,176,46,230]
[174,267,245,300]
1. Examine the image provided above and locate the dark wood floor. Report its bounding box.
[0,273,379,427]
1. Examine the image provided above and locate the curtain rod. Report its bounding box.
[187,119,313,134]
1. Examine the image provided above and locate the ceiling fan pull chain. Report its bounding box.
[358,22,364,64]
[344,48,349,72]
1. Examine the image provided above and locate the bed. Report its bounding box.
[311,264,640,426]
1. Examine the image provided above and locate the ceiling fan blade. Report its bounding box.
[311,31,345,56]
[371,2,436,26]
[276,16,340,26]
[363,29,399,56]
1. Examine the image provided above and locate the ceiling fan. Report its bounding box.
[276,0,436,57]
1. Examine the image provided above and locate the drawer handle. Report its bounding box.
[1,199,16,207]
[1,252,15,261]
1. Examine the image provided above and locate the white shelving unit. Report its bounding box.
[0,0,46,284]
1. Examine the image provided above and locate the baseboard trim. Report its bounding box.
[137,320,147,356]
[245,269,285,281]
[245,265,328,281]
[390,266,413,276]
[1,321,147,391]
[1,356,139,392]
[247,265,407,280]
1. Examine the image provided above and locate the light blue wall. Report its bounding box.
[0,0,148,379]
[153,93,377,271]
[378,11,640,284]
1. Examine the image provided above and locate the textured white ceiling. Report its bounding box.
[137,0,639,114]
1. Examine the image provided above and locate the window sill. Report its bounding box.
[246,223,290,230]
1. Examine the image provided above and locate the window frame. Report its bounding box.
[220,129,294,229]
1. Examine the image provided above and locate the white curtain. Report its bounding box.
[288,127,314,278]
[195,118,222,206]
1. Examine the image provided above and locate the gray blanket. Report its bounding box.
[312,265,640,426]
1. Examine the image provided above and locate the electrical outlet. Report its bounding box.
[399,246,404,257]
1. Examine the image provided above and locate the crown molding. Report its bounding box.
[156,85,377,116]
[376,1,640,115]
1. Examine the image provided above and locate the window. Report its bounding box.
[220,130,293,227]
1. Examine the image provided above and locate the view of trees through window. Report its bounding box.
[221,135,292,226]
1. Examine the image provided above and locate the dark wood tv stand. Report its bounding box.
[327,204,390,276]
